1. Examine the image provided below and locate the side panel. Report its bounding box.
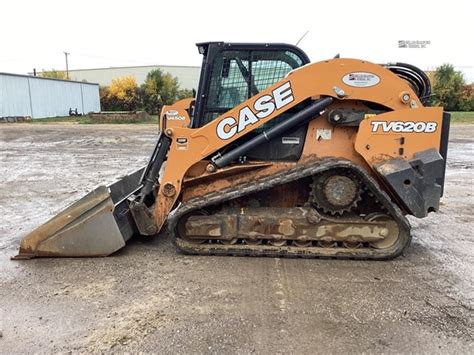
[0,74,100,119]
[29,78,83,118]
[0,74,32,117]
[302,113,367,168]
[354,107,447,217]
[354,107,444,164]
[81,83,101,114]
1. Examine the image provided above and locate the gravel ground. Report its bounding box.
[0,123,472,353]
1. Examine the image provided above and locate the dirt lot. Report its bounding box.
[0,123,472,353]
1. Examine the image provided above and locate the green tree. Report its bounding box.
[40,69,67,80]
[141,70,164,115]
[141,69,184,114]
[177,88,194,100]
[161,73,180,104]
[459,84,474,111]
[432,64,465,111]
[99,86,113,111]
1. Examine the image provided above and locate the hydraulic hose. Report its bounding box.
[385,62,432,105]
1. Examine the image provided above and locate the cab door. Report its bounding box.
[193,43,310,161]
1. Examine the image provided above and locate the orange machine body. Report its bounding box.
[155,58,443,230]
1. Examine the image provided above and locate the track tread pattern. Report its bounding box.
[168,159,411,260]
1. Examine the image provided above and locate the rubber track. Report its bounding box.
[168,159,411,260]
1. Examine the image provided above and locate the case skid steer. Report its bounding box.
[14,42,450,260]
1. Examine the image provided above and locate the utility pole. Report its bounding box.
[64,52,70,79]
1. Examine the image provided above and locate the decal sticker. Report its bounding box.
[166,109,186,121]
[342,72,380,88]
[371,121,437,133]
[216,82,294,140]
[176,137,188,150]
[282,137,300,145]
[316,129,332,140]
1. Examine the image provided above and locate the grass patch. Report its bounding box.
[25,114,159,124]
[27,116,92,124]
[449,112,474,124]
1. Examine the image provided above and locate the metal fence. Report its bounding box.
[0,73,100,119]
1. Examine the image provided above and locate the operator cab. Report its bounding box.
[192,42,311,161]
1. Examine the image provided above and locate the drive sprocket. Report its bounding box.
[309,169,362,215]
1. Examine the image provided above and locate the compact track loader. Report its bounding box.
[14,42,450,260]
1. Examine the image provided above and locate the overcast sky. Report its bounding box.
[1,0,473,81]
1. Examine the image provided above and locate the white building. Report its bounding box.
[0,73,100,119]
[63,65,201,90]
